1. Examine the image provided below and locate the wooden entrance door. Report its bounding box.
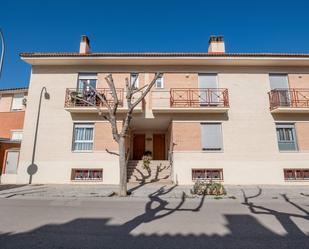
[133,134,145,160]
[153,134,165,160]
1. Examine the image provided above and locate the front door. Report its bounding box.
[133,134,145,160]
[4,150,19,174]
[153,134,165,160]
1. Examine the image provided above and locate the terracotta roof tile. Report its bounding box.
[19,52,309,58]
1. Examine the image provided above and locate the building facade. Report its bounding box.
[5,36,309,185]
[0,87,27,182]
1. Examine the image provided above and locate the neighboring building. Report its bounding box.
[0,87,28,182]
[5,35,309,185]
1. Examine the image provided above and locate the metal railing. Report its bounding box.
[170,88,229,108]
[268,88,309,110]
[64,88,124,108]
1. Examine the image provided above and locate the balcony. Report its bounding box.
[152,88,229,113]
[268,88,309,113]
[64,88,142,113]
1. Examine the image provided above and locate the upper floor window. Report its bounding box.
[78,73,97,90]
[276,123,298,151]
[201,123,223,151]
[72,123,94,151]
[155,76,164,88]
[11,93,24,111]
[130,73,139,88]
[269,74,289,90]
[11,130,23,141]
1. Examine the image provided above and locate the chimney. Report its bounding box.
[79,35,90,54]
[208,36,225,53]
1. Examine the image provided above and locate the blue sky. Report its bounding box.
[1,0,309,88]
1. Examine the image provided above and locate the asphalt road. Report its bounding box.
[0,194,308,249]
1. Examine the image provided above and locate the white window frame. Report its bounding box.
[155,76,164,88]
[78,73,97,90]
[276,123,298,151]
[11,130,23,141]
[72,123,94,152]
[201,123,223,151]
[11,93,24,111]
[130,73,139,88]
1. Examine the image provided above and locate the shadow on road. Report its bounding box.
[0,186,308,249]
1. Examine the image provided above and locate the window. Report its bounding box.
[78,73,97,90]
[130,73,139,88]
[11,130,23,141]
[72,123,94,151]
[155,76,164,88]
[284,169,309,180]
[276,124,298,151]
[269,74,290,106]
[11,93,24,111]
[192,169,223,181]
[201,123,223,151]
[71,169,103,181]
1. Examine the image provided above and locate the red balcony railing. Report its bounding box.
[64,88,124,108]
[170,88,229,108]
[268,88,309,110]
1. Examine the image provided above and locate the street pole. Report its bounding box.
[0,28,5,79]
[28,87,50,184]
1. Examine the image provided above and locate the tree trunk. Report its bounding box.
[118,136,127,196]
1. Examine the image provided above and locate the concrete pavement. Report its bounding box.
[0,184,308,248]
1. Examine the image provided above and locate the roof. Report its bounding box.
[0,87,28,94]
[19,52,309,58]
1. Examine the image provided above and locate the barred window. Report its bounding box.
[284,169,309,180]
[71,169,103,181]
[192,169,223,181]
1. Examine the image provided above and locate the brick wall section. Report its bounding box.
[0,112,25,138]
[93,122,121,151]
[163,73,198,89]
[288,74,309,88]
[296,122,309,151]
[97,73,145,88]
[172,122,201,151]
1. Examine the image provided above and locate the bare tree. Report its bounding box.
[72,72,163,196]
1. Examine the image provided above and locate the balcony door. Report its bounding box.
[198,74,218,106]
[269,74,290,106]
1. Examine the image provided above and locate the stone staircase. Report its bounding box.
[127,160,172,183]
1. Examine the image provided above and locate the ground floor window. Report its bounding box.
[201,123,223,151]
[276,123,298,151]
[72,123,94,151]
[284,169,309,180]
[71,168,103,181]
[192,168,223,181]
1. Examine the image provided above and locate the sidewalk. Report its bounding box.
[0,183,308,200]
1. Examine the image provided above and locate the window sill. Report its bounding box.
[72,150,93,153]
[71,179,103,182]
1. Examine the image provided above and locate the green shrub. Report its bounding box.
[191,180,226,196]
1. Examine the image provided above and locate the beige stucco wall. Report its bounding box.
[7,66,309,185]
[172,72,309,185]
[0,95,12,112]
[12,70,119,184]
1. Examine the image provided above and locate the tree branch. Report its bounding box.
[130,72,162,111]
